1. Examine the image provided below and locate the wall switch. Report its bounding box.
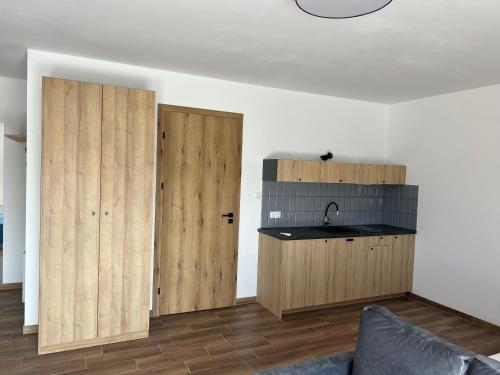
[270,211,281,219]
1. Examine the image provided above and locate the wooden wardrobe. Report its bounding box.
[39,77,155,354]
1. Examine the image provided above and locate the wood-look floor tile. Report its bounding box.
[22,346,102,368]
[86,346,161,369]
[69,360,137,375]
[137,348,209,370]
[251,337,312,358]
[264,326,325,343]
[13,358,87,375]
[191,362,253,375]
[0,290,499,374]
[247,349,313,372]
[102,335,171,354]
[185,349,255,372]
[160,334,225,355]
[206,336,270,356]
[171,326,230,342]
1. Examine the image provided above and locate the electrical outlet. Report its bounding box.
[253,191,262,199]
[270,211,281,219]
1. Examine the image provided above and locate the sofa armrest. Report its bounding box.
[254,351,354,375]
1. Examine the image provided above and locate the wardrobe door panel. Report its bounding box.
[39,77,102,353]
[98,86,155,338]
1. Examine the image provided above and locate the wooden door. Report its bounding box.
[98,86,155,338]
[155,105,243,315]
[39,78,102,353]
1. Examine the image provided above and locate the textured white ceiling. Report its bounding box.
[1,0,500,103]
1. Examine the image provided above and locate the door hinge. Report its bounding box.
[161,182,164,189]
[157,288,161,295]
[162,131,165,139]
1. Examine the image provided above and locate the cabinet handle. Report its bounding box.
[105,211,109,216]
[92,211,95,216]
[346,238,354,242]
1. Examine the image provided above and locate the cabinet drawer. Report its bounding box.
[367,235,394,246]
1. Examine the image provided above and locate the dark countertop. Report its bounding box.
[258,224,416,241]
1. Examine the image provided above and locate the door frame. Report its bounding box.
[152,104,244,317]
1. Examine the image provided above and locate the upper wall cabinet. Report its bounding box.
[263,159,406,185]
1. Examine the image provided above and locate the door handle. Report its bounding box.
[222,212,234,224]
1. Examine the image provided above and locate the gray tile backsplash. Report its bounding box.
[261,182,418,229]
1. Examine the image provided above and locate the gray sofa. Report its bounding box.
[256,305,500,375]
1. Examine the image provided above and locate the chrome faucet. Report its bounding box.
[323,201,339,228]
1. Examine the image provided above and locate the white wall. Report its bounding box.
[25,49,389,325]
[0,77,27,210]
[388,85,500,326]
[3,138,26,283]
[0,76,27,286]
[0,76,26,134]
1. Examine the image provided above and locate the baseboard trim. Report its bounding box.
[38,330,148,355]
[406,293,500,333]
[283,293,406,315]
[236,296,257,305]
[0,282,22,291]
[23,324,38,335]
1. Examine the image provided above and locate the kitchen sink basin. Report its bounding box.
[318,226,359,234]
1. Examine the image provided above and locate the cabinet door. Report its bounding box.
[367,245,393,297]
[338,163,360,184]
[282,239,327,309]
[347,237,369,300]
[296,161,322,182]
[39,78,102,353]
[327,238,353,303]
[383,165,406,185]
[277,160,298,181]
[98,86,155,338]
[389,235,415,293]
[359,164,384,185]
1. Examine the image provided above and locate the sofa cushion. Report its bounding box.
[254,352,353,375]
[352,305,473,375]
[468,355,500,374]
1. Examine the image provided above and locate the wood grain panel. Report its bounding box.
[359,164,384,184]
[282,239,333,310]
[98,86,155,338]
[383,165,407,184]
[156,105,242,315]
[390,235,415,293]
[276,160,298,182]
[39,77,102,352]
[257,234,283,318]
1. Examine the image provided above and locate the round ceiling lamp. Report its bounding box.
[295,0,393,19]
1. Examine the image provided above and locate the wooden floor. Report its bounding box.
[1,289,500,374]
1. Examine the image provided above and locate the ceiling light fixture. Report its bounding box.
[295,0,393,19]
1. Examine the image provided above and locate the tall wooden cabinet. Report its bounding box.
[39,77,155,354]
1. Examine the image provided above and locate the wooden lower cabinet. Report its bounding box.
[257,234,415,318]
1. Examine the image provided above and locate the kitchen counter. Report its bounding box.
[258,224,416,241]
